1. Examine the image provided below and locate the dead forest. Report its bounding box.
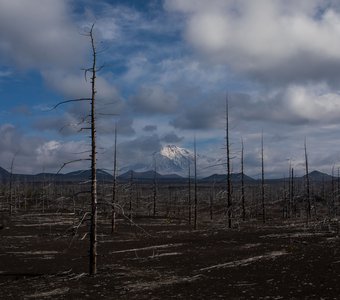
[1,25,340,299]
[0,172,340,299]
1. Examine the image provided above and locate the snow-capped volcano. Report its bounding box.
[120,145,218,177]
[154,145,194,174]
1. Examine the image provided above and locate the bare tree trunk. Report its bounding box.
[194,137,198,230]
[209,191,213,221]
[9,155,15,215]
[111,124,117,234]
[290,167,295,218]
[188,159,191,225]
[304,138,311,223]
[338,167,340,202]
[129,171,133,221]
[226,95,232,228]
[330,166,335,217]
[89,24,98,276]
[241,138,245,221]
[153,155,157,217]
[261,132,266,224]
[283,176,287,219]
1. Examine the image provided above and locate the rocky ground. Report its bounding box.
[1,212,340,299]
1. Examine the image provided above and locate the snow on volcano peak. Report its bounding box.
[160,145,193,160]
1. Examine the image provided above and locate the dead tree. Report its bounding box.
[330,165,335,217]
[261,132,266,223]
[338,167,340,199]
[111,124,117,233]
[194,137,198,230]
[153,154,157,217]
[241,138,246,221]
[290,166,295,218]
[210,183,215,221]
[304,138,311,222]
[88,24,98,275]
[52,24,99,274]
[9,154,16,215]
[188,158,192,225]
[226,95,232,228]
[129,171,133,221]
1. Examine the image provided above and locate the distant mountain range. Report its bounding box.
[0,145,336,184]
[0,165,336,184]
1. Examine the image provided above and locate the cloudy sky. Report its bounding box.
[2,0,340,178]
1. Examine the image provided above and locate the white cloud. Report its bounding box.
[0,0,87,70]
[166,0,340,83]
[0,123,91,173]
[285,84,340,122]
[231,84,340,125]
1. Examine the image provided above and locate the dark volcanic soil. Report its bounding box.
[1,212,339,299]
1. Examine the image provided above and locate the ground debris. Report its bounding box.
[199,250,288,272]
[25,287,70,298]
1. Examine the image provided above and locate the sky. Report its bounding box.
[2,0,340,178]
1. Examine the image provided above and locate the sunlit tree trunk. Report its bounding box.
[89,24,98,275]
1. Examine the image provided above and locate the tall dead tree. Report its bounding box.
[188,157,191,225]
[9,154,16,215]
[88,24,98,275]
[50,24,98,275]
[194,137,198,230]
[261,132,266,223]
[304,138,311,222]
[290,166,294,218]
[111,124,117,234]
[187,158,192,225]
[331,165,335,217]
[129,171,133,221]
[241,138,246,221]
[226,95,232,228]
[338,167,340,198]
[153,154,157,217]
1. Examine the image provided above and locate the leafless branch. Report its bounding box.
[48,98,92,111]
[57,159,91,174]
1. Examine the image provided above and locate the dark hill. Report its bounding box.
[302,170,334,181]
[202,173,255,183]
[0,167,10,182]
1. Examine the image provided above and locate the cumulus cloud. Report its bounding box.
[0,124,89,173]
[165,0,340,84]
[0,0,87,70]
[284,84,340,123]
[231,84,340,125]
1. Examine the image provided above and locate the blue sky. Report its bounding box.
[2,0,340,178]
